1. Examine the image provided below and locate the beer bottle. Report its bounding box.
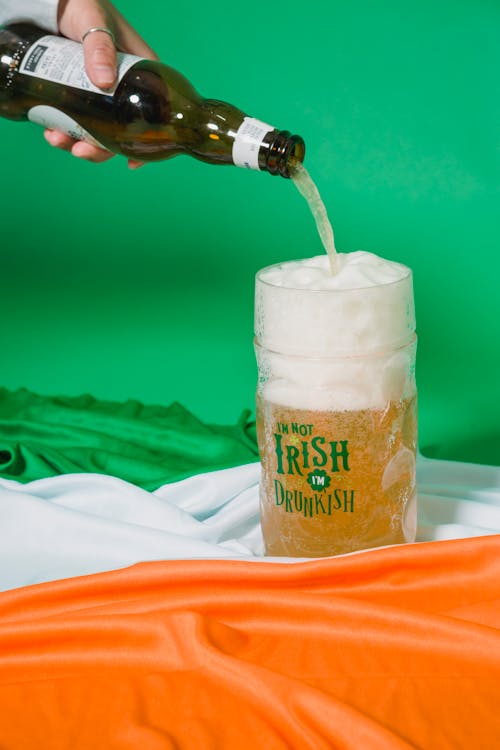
[0,24,305,177]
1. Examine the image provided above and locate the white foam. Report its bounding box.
[254,252,416,410]
[260,252,409,291]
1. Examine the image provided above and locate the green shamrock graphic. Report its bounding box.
[307,469,331,490]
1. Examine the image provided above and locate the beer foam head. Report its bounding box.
[255,252,415,357]
[254,252,416,410]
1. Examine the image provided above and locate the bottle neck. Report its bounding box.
[259,130,305,178]
[229,114,305,178]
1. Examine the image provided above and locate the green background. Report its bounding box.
[1,0,499,464]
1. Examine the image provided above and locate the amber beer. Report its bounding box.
[257,396,417,557]
[0,24,304,175]
[254,253,418,557]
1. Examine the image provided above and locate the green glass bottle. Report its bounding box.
[0,24,305,177]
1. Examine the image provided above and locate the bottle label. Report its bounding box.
[232,117,274,171]
[27,105,106,148]
[19,34,143,95]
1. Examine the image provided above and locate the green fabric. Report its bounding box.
[0,388,258,490]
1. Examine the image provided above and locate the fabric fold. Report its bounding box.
[0,387,258,488]
[1,456,500,591]
[0,538,498,749]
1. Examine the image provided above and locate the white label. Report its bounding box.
[232,117,274,171]
[19,34,143,95]
[27,105,107,148]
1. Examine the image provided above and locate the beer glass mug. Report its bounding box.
[254,257,417,557]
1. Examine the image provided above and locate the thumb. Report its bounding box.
[82,24,117,90]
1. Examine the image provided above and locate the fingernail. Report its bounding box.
[93,65,115,87]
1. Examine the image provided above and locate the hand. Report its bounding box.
[44,0,158,168]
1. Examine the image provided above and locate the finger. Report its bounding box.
[71,141,115,163]
[44,129,76,151]
[82,27,118,89]
[128,160,146,170]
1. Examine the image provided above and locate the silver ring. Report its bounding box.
[81,27,116,44]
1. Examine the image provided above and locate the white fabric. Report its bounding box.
[0,455,499,591]
[0,0,59,32]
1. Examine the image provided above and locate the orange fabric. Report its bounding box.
[0,537,499,749]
